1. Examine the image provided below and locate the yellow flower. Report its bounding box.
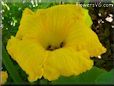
[6,4,106,82]
[0,71,8,84]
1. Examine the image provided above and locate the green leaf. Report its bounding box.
[52,67,107,85]
[37,3,52,9]
[83,8,93,27]
[95,69,114,84]
[84,0,90,4]
[39,79,49,85]
[2,45,23,84]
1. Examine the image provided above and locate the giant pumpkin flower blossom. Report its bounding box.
[6,4,106,82]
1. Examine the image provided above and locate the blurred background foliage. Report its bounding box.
[1,0,114,85]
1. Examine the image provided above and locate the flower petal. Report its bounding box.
[6,36,47,82]
[16,8,39,40]
[43,48,93,81]
[16,4,93,48]
[65,24,106,57]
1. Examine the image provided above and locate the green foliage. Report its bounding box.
[84,0,90,4]
[95,69,114,84]
[52,67,107,85]
[2,45,23,83]
[39,79,49,85]
[52,67,114,85]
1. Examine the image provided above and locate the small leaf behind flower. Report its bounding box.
[95,69,114,84]
[51,67,107,85]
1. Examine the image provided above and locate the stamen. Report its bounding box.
[47,45,53,51]
[60,42,64,48]
[46,42,65,51]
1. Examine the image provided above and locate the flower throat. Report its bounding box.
[46,42,64,51]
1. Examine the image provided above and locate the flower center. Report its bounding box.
[46,42,64,51]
